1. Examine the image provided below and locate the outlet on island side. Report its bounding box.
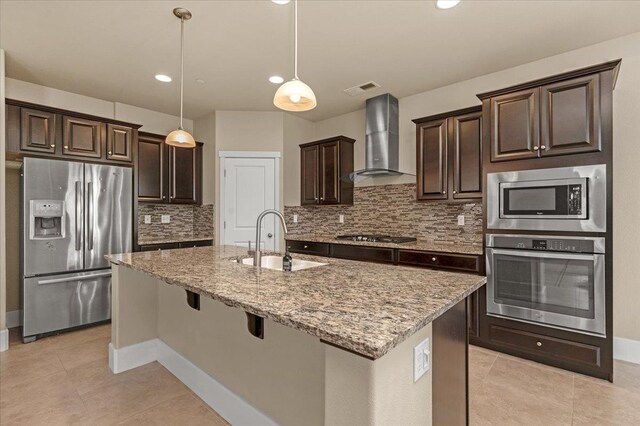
[457,214,465,226]
[161,215,170,224]
[414,337,430,382]
[144,215,151,224]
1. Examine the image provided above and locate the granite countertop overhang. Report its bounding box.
[285,234,484,256]
[107,245,486,359]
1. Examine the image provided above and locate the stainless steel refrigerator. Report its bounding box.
[21,158,132,342]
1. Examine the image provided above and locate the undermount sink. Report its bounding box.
[237,255,327,271]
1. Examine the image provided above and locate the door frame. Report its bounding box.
[218,151,281,251]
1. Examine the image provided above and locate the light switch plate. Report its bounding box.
[457,214,465,226]
[161,215,170,224]
[339,214,345,224]
[144,215,152,224]
[293,214,299,223]
[414,337,430,382]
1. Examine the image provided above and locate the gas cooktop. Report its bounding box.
[336,235,418,244]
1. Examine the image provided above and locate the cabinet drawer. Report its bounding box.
[287,240,330,256]
[397,250,480,273]
[331,244,395,264]
[139,243,179,252]
[178,240,213,248]
[489,325,601,368]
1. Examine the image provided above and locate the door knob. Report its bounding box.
[540,145,546,150]
[267,233,273,238]
[533,146,539,151]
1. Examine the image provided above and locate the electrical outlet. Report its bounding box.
[339,214,345,224]
[414,337,430,382]
[161,215,170,224]
[457,214,465,226]
[144,215,152,224]
[293,214,299,223]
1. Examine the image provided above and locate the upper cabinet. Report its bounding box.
[137,132,203,205]
[413,106,483,202]
[5,99,139,164]
[478,60,620,163]
[300,136,355,206]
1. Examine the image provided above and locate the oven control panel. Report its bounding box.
[533,239,581,252]
[488,234,603,254]
[567,185,583,215]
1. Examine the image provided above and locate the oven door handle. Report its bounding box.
[489,249,599,261]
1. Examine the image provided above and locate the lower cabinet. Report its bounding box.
[139,239,213,252]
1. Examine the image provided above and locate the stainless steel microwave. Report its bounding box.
[487,164,606,232]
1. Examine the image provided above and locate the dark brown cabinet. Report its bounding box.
[20,108,57,154]
[62,116,103,158]
[299,136,355,206]
[137,132,202,205]
[5,99,139,164]
[139,239,213,252]
[106,124,133,162]
[489,88,540,162]
[413,106,483,201]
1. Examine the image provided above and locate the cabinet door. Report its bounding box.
[169,144,201,204]
[20,108,57,153]
[540,74,601,157]
[451,111,483,199]
[319,141,340,204]
[138,135,167,203]
[300,145,319,205]
[62,116,103,158]
[416,119,448,200]
[106,124,133,162]
[467,290,480,339]
[490,88,540,162]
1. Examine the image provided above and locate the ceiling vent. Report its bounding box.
[343,81,381,97]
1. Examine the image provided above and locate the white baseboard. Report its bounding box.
[614,337,640,364]
[6,310,22,328]
[109,338,278,426]
[0,328,8,352]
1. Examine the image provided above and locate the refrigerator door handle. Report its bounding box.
[75,181,82,251]
[37,272,112,285]
[87,181,94,251]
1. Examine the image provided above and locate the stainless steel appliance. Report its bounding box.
[487,164,606,232]
[486,234,605,336]
[336,235,418,244]
[22,158,132,342]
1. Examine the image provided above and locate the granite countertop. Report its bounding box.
[107,245,486,360]
[137,236,214,246]
[285,234,484,255]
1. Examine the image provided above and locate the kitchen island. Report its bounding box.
[107,245,485,426]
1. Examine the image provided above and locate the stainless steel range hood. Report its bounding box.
[349,93,412,181]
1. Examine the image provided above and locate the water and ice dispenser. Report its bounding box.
[29,200,65,240]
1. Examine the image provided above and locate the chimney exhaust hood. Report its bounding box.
[349,93,413,182]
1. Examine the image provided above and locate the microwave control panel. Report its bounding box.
[567,185,583,215]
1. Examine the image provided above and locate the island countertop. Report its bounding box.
[106,245,486,359]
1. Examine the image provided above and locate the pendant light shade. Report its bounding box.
[166,7,196,148]
[273,78,317,112]
[273,0,317,112]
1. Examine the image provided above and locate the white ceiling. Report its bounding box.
[2,0,640,122]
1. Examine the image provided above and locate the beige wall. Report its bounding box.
[283,113,315,206]
[1,48,6,331]
[194,112,216,205]
[282,32,640,343]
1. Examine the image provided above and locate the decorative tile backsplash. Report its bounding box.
[138,204,214,244]
[285,184,482,246]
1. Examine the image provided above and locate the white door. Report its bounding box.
[222,157,278,250]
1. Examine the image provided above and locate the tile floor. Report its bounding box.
[1,325,639,425]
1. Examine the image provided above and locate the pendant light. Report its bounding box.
[273,0,317,112]
[166,7,196,148]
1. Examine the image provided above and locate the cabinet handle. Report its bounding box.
[320,197,324,200]
[64,145,69,149]
[303,245,309,249]
[533,146,539,151]
[50,144,55,148]
[108,151,113,155]
[540,145,546,150]
[536,341,542,347]
[453,190,457,194]
[442,191,446,195]
[431,257,437,261]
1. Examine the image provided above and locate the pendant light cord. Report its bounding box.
[294,0,298,79]
[179,16,185,129]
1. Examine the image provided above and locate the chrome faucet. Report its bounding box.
[254,209,288,266]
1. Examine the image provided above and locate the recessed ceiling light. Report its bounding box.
[272,0,290,4]
[155,74,172,82]
[269,75,284,84]
[436,0,460,9]
[195,78,205,84]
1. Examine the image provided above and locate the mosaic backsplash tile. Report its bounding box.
[138,203,214,244]
[284,183,482,246]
